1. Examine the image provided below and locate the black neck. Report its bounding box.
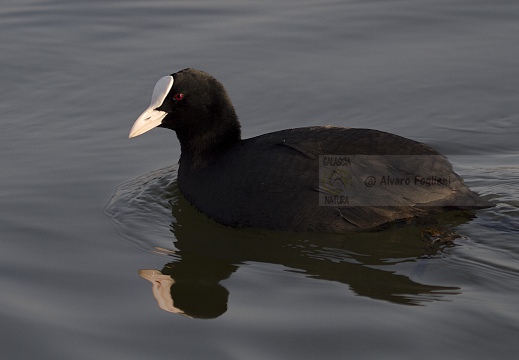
[177,116,241,170]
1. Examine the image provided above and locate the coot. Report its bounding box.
[129,68,492,232]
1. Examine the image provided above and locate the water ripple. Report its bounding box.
[105,165,179,252]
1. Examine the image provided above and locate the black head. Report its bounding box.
[129,69,241,164]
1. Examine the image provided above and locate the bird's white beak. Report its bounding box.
[129,76,174,138]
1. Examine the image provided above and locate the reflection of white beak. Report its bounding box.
[139,269,189,317]
[129,76,174,138]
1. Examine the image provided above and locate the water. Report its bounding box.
[1,0,519,358]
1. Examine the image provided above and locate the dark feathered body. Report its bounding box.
[131,69,492,232]
[178,126,490,232]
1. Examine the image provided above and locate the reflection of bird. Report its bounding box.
[137,193,472,318]
[107,170,471,318]
[138,270,189,317]
[139,250,235,320]
[129,68,492,232]
[139,267,230,319]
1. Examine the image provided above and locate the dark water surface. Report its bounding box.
[2,0,519,359]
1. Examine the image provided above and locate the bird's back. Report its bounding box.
[178,127,491,231]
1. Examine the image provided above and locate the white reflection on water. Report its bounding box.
[139,269,192,317]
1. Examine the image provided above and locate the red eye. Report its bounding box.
[173,93,184,101]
